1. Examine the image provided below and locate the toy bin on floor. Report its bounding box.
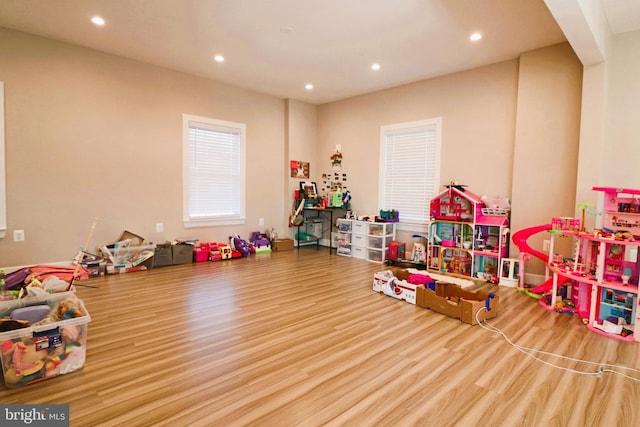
[153,243,173,267]
[306,220,323,238]
[0,293,91,388]
[271,239,294,252]
[172,243,194,265]
[193,243,211,262]
[101,243,156,274]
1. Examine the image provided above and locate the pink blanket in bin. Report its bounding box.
[27,265,90,284]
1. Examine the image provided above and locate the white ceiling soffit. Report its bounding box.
[545,0,640,66]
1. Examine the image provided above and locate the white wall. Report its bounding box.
[602,31,640,188]
[0,28,286,265]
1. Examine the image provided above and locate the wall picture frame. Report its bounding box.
[299,181,318,199]
[290,160,309,178]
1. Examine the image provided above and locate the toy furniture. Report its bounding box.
[427,184,510,282]
[387,241,405,261]
[499,258,520,288]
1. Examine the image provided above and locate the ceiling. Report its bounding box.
[0,0,637,105]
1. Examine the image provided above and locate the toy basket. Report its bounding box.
[0,293,90,388]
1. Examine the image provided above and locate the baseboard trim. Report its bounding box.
[1,260,73,274]
[524,272,549,287]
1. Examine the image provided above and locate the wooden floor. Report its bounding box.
[2,247,640,426]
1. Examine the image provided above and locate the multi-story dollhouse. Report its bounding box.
[539,186,640,342]
[427,184,510,281]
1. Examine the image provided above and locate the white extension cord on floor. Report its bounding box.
[475,307,640,382]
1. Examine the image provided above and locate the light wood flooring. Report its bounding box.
[2,247,640,426]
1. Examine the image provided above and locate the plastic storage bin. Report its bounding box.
[0,293,91,388]
[100,244,156,269]
[154,243,173,267]
[306,220,323,238]
[172,243,194,264]
[193,243,211,262]
[0,290,77,318]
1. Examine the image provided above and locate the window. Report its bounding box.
[379,118,442,226]
[182,114,246,227]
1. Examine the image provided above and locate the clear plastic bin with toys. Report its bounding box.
[0,293,90,388]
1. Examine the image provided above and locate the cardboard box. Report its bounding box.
[272,238,294,252]
[416,281,499,325]
[172,243,194,264]
[0,293,91,388]
[118,230,144,246]
[373,270,423,304]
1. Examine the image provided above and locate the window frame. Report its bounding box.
[378,118,442,230]
[182,113,246,228]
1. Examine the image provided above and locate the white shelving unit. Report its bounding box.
[337,219,396,263]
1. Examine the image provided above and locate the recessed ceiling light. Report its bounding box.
[214,55,225,63]
[371,63,381,71]
[91,16,105,26]
[305,83,314,90]
[470,32,482,41]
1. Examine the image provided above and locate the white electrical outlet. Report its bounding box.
[543,239,550,252]
[156,223,164,233]
[259,218,265,226]
[13,229,25,242]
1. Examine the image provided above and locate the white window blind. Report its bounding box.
[182,114,246,227]
[379,118,442,224]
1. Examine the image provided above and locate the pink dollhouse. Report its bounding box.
[428,184,509,280]
[537,187,640,342]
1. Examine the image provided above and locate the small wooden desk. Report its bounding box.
[297,207,347,254]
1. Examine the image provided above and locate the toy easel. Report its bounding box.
[67,217,99,290]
